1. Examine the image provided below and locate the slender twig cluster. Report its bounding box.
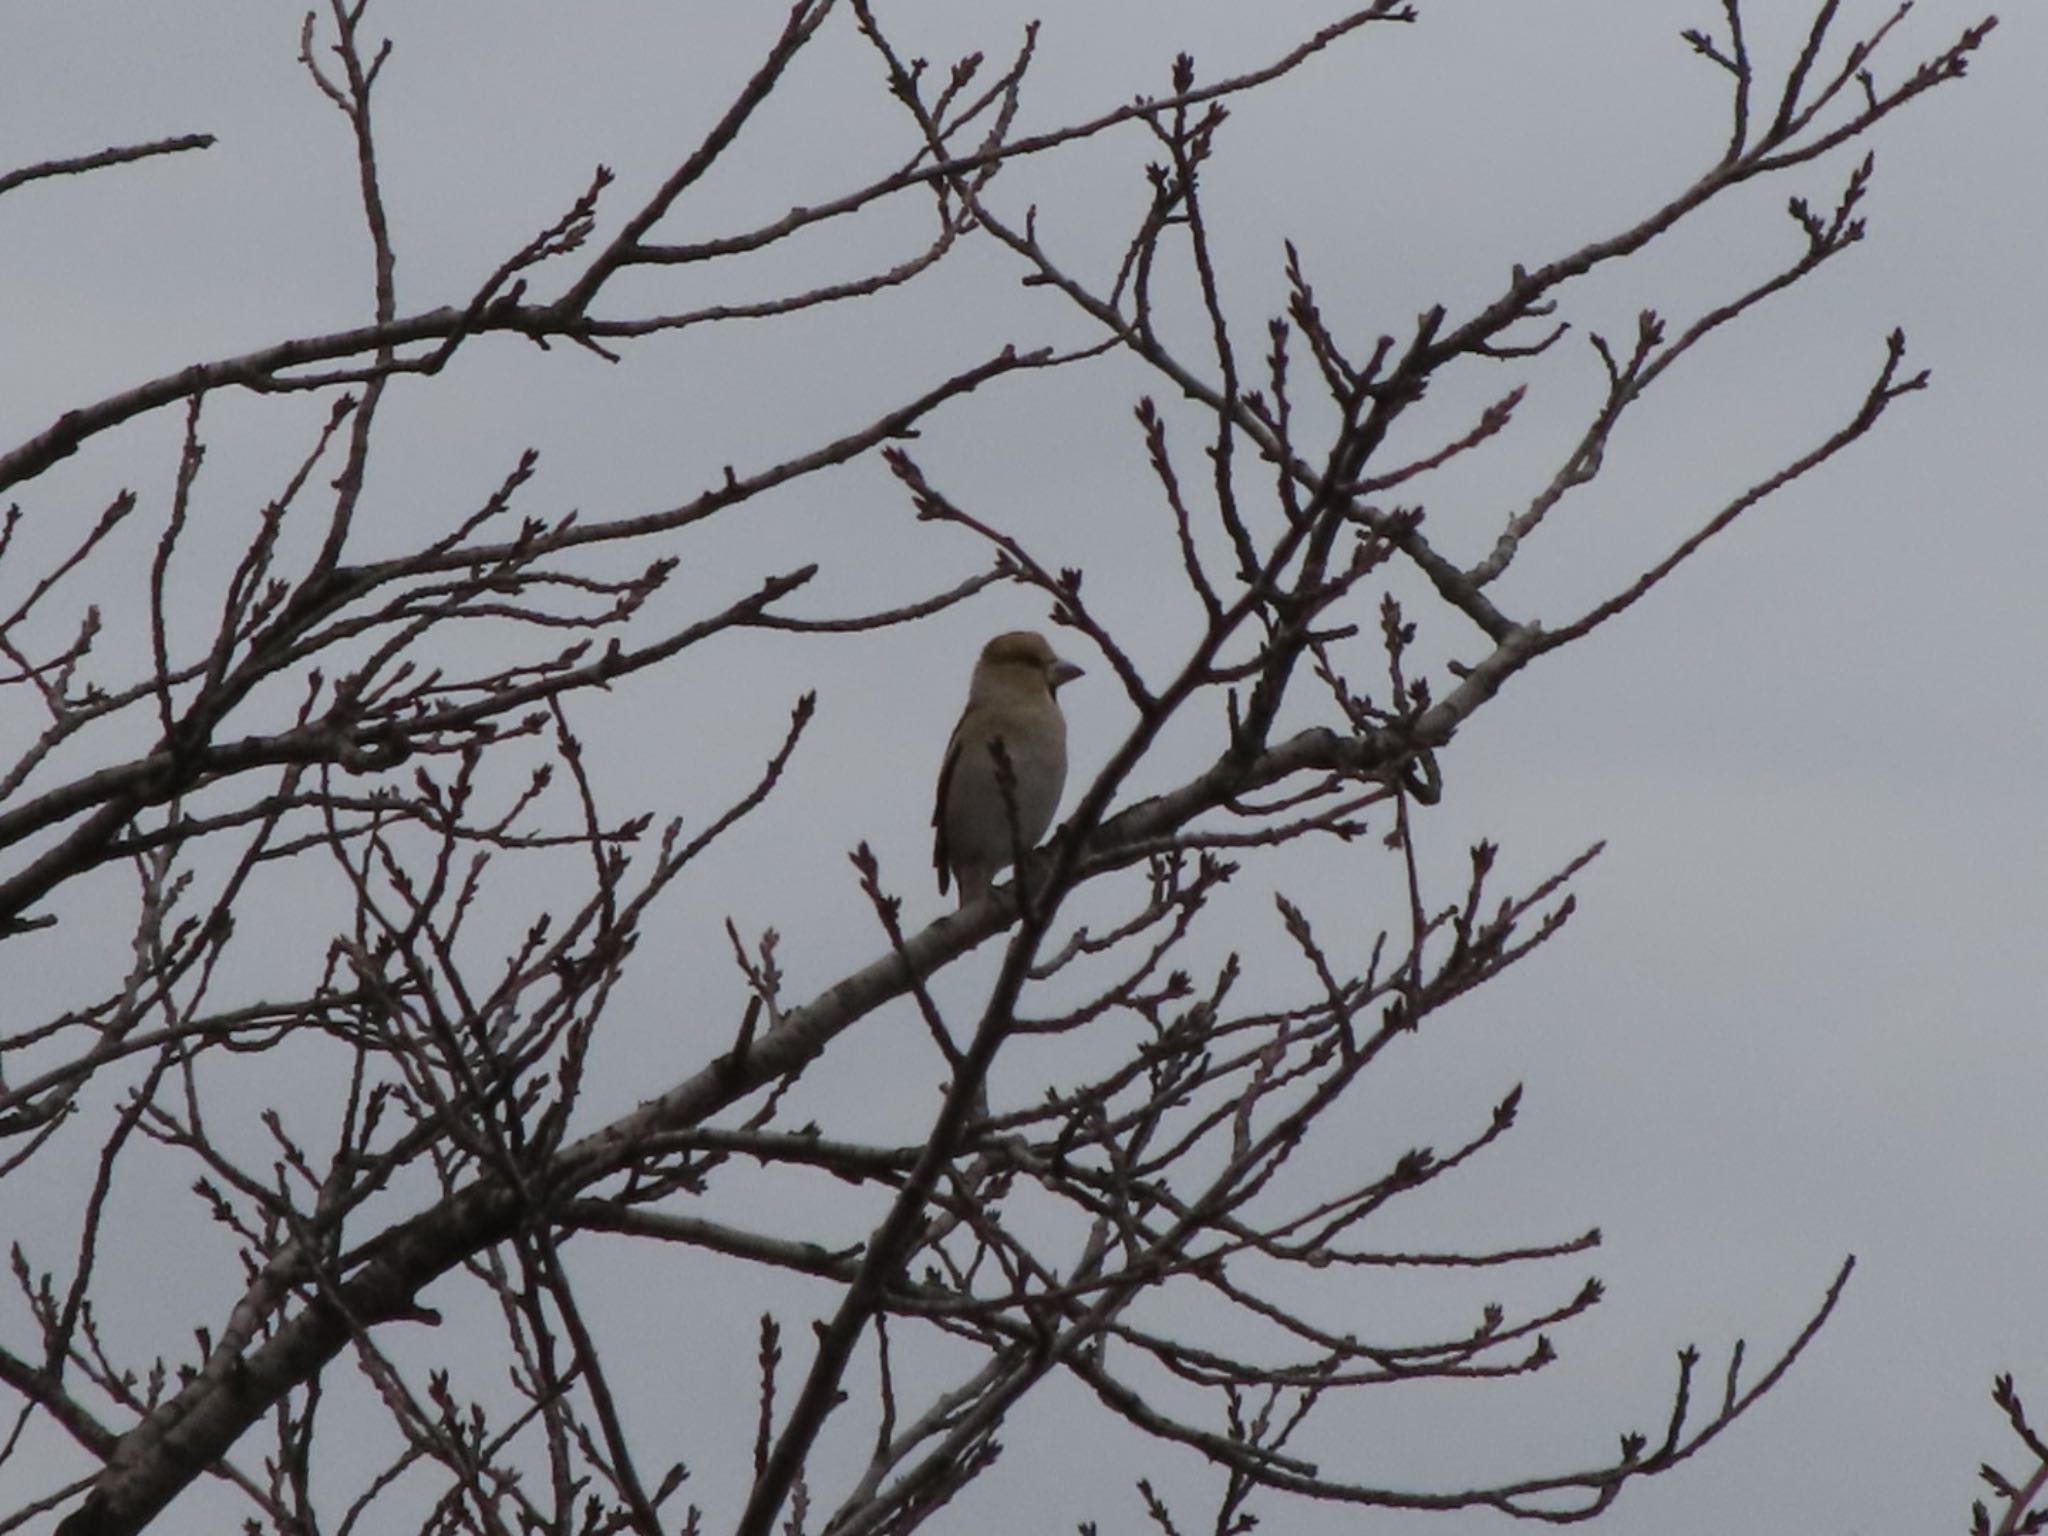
[0,3,1994,1534]
[1977,1374,2048,1536]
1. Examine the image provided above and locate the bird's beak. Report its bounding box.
[1050,658,1084,690]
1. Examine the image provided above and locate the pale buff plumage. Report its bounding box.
[933,631,1084,907]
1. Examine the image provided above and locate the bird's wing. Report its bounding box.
[932,718,968,896]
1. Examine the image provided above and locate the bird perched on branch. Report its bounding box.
[934,630,1084,908]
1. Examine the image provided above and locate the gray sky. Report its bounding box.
[0,2,2042,1532]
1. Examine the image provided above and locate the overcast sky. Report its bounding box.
[1,2,2042,1532]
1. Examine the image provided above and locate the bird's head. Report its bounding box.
[976,630,1084,694]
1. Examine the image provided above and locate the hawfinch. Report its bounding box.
[933,631,1084,907]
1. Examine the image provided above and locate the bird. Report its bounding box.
[933,630,1084,907]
